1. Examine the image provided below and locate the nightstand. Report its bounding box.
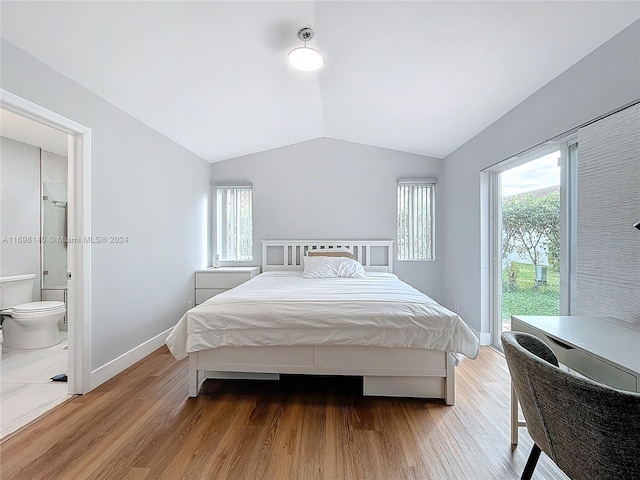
[194,266,260,305]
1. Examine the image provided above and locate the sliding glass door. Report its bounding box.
[490,140,576,349]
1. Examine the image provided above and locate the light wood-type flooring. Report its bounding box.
[0,346,567,479]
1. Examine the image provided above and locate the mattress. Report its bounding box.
[166,272,480,362]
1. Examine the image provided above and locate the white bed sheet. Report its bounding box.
[166,272,480,362]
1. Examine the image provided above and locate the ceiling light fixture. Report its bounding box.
[287,27,324,72]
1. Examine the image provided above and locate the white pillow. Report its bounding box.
[302,255,366,278]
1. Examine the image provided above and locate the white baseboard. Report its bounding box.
[89,327,172,391]
[473,329,492,346]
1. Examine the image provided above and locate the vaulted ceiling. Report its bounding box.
[1,2,638,162]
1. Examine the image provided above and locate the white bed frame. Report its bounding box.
[188,240,456,405]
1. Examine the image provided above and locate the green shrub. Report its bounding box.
[501,262,559,320]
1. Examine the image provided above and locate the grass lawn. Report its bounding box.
[502,262,559,321]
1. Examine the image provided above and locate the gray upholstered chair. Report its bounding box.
[501,331,640,480]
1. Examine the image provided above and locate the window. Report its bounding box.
[397,179,436,261]
[215,184,253,261]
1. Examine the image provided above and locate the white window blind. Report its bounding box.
[216,184,253,261]
[397,179,436,261]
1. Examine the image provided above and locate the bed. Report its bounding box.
[166,240,479,405]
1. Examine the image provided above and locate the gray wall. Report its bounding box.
[1,39,211,369]
[212,137,444,299]
[440,21,640,338]
[0,137,42,301]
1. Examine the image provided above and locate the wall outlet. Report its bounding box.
[454,301,459,311]
[187,301,193,310]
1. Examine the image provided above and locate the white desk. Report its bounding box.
[509,315,640,444]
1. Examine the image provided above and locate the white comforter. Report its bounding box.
[166,272,479,362]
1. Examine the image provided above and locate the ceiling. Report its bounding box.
[1,2,638,163]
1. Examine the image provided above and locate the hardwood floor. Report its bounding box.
[0,346,567,480]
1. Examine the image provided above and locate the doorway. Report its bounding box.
[1,90,91,433]
[488,139,576,349]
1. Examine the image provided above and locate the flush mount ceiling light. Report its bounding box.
[287,27,324,72]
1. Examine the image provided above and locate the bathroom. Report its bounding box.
[0,109,72,438]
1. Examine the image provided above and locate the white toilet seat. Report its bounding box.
[9,301,66,320]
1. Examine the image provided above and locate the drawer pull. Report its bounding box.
[547,336,574,350]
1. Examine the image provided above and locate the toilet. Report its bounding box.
[0,274,65,349]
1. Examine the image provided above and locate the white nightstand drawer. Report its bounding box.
[196,273,253,289]
[194,267,260,306]
[196,288,227,304]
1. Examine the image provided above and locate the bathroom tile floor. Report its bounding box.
[0,332,71,439]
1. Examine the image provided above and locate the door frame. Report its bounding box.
[1,89,92,394]
[486,139,576,349]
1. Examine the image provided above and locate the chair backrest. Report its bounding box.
[501,331,640,480]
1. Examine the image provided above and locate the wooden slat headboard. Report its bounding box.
[261,240,394,273]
